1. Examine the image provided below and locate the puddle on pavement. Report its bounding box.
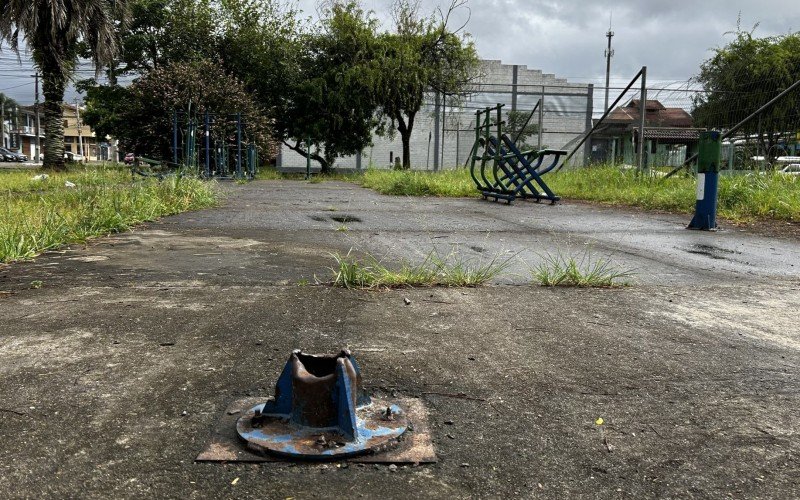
[681,244,741,260]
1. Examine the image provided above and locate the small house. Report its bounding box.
[590,99,705,168]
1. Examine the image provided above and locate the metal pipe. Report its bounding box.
[664,77,800,179]
[637,66,647,173]
[556,66,646,171]
[513,99,540,146]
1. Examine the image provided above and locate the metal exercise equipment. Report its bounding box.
[171,110,258,180]
[236,350,409,460]
[468,104,565,204]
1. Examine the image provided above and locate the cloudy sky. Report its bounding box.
[1,0,798,112]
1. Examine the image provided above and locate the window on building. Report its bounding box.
[63,120,68,128]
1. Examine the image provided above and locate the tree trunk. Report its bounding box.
[42,67,67,171]
[396,111,416,169]
[284,140,330,173]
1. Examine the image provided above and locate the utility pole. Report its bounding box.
[0,95,5,149]
[74,98,84,160]
[604,14,615,113]
[32,73,41,163]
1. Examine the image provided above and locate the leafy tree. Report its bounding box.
[112,59,270,159]
[0,0,128,170]
[221,0,381,173]
[281,1,382,173]
[115,0,218,75]
[504,110,540,151]
[692,28,800,159]
[374,0,478,169]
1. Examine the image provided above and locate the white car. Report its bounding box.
[779,164,800,175]
[64,152,85,162]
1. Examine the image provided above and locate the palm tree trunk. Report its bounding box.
[42,70,67,171]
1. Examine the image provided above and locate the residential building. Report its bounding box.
[590,99,705,167]
[9,103,113,161]
[11,106,43,159]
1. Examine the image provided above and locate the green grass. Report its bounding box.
[349,166,800,223]
[329,249,512,289]
[548,167,800,222]
[0,165,218,263]
[360,168,475,197]
[531,253,634,287]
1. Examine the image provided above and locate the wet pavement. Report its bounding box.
[0,180,798,498]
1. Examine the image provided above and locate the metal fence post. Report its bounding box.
[687,131,722,230]
[433,92,441,172]
[637,66,647,173]
[583,84,594,166]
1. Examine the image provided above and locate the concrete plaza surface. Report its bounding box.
[0,181,798,498]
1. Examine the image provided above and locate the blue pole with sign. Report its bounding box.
[688,131,722,231]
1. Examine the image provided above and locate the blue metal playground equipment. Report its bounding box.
[469,104,566,204]
[171,110,259,180]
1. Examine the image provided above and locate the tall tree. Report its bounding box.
[375,0,478,169]
[221,0,381,173]
[0,0,128,170]
[110,58,271,159]
[281,1,382,173]
[692,28,800,159]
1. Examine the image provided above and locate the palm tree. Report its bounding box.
[0,0,127,170]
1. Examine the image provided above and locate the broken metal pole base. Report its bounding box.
[236,349,409,460]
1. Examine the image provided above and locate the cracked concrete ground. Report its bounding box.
[0,180,798,499]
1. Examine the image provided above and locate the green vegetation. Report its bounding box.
[0,166,217,263]
[1,0,127,170]
[693,27,800,158]
[550,167,800,222]
[347,166,800,223]
[330,249,511,289]
[531,253,634,287]
[360,168,474,197]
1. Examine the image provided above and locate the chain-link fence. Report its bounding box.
[277,60,595,171]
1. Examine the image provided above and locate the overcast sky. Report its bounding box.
[1,0,798,111]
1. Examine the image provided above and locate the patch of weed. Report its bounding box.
[531,253,634,287]
[330,249,512,289]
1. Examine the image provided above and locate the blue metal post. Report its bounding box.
[688,131,722,230]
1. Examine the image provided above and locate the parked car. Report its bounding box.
[0,147,28,162]
[64,152,85,162]
[124,152,136,165]
[779,164,800,176]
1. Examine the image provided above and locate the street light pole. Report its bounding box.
[75,98,84,160]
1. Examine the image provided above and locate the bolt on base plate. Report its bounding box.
[237,400,408,459]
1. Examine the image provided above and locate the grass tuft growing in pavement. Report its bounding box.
[531,253,634,287]
[0,166,217,263]
[330,249,512,288]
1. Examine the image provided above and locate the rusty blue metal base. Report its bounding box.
[236,350,409,460]
[237,400,408,459]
